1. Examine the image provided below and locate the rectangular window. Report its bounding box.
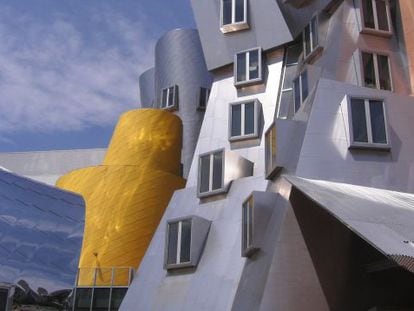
[361,52,392,91]
[361,0,391,34]
[166,219,192,266]
[265,123,277,178]
[242,196,254,256]
[198,87,210,110]
[235,48,263,87]
[160,85,178,109]
[303,16,319,59]
[229,100,260,141]
[198,150,224,196]
[349,98,389,149]
[0,288,10,311]
[220,0,249,33]
[293,70,309,112]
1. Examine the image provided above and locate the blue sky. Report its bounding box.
[0,0,195,152]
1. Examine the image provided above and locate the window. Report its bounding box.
[278,43,302,119]
[265,123,277,178]
[361,52,392,91]
[161,85,178,109]
[293,70,309,112]
[198,150,224,196]
[303,16,319,59]
[349,98,390,149]
[198,87,210,110]
[166,219,192,266]
[361,0,391,34]
[0,287,10,311]
[220,0,249,33]
[234,48,263,87]
[242,195,257,257]
[229,99,260,141]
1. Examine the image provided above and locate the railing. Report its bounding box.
[75,266,134,287]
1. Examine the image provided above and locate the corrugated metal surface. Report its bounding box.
[139,67,155,108]
[0,169,85,291]
[285,175,414,272]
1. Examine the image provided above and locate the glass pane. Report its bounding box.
[231,104,242,137]
[304,24,311,56]
[110,288,128,310]
[278,90,293,119]
[167,222,178,264]
[168,86,175,107]
[286,43,302,65]
[351,99,368,143]
[199,88,207,108]
[200,155,210,193]
[265,130,271,174]
[362,52,376,88]
[293,77,301,112]
[376,0,389,31]
[283,65,297,90]
[180,220,192,263]
[75,288,93,310]
[247,198,253,248]
[92,288,110,311]
[311,17,318,50]
[242,203,248,251]
[161,89,168,108]
[222,0,232,25]
[301,71,308,103]
[0,289,8,311]
[271,125,276,160]
[244,102,255,135]
[235,0,245,23]
[362,0,375,29]
[237,53,247,82]
[377,54,391,90]
[212,152,223,190]
[248,49,259,80]
[369,100,387,143]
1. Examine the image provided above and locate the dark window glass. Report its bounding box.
[286,43,302,65]
[249,50,259,80]
[376,0,389,31]
[283,65,297,89]
[167,222,178,264]
[301,71,308,103]
[244,102,255,135]
[242,203,248,251]
[279,91,293,119]
[161,89,168,108]
[247,198,253,248]
[237,53,247,82]
[351,99,368,143]
[92,288,110,311]
[110,288,128,311]
[199,88,209,108]
[168,87,175,107]
[311,17,318,50]
[212,152,223,190]
[231,104,242,137]
[362,52,376,88]
[293,77,301,112]
[369,100,387,143]
[377,54,391,90]
[200,155,210,193]
[362,0,375,29]
[235,0,245,23]
[75,288,93,310]
[304,24,311,56]
[0,289,8,311]
[223,0,232,25]
[180,220,192,263]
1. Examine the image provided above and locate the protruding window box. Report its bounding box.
[220,0,249,34]
[164,216,211,270]
[242,191,279,257]
[229,99,261,142]
[197,149,254,198]
[234,47,263,88]
[160,85,179,111]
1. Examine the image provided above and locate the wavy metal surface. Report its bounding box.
[154,28,212,178]
[57,109,185,286]
[138,67,155,108]
[0,169,85,292]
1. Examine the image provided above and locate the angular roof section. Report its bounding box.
[285,175,414,273]
[0,169,85,291]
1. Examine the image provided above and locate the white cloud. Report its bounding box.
[0,7,155,133]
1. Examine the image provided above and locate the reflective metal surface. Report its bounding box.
[0,169,85,292]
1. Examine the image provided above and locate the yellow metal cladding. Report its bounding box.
[57,109,185,286]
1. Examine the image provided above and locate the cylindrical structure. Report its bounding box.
[138,68,155,108]
[154,28,213,178]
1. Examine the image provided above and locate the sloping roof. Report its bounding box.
[284,175,414,273]
[0,168,85,291]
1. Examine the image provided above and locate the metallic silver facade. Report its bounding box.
[0,169,84,292]
[138,67,155,108]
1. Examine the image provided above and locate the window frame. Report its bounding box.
[265,122,279,179]
[293,69,309,113]
[0,286,11,311]
[360,50,393,91]
[234,47,263,87]
[242,194,258,257]
[197,148,226,198]
[198,87,210,110]
[160,85,179,110]
[347,96,391,150]
[220,0,249,33]
[228,99,261,142]
[165,218,193,269]
[360,0,392,37]
[302,15,320,60]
